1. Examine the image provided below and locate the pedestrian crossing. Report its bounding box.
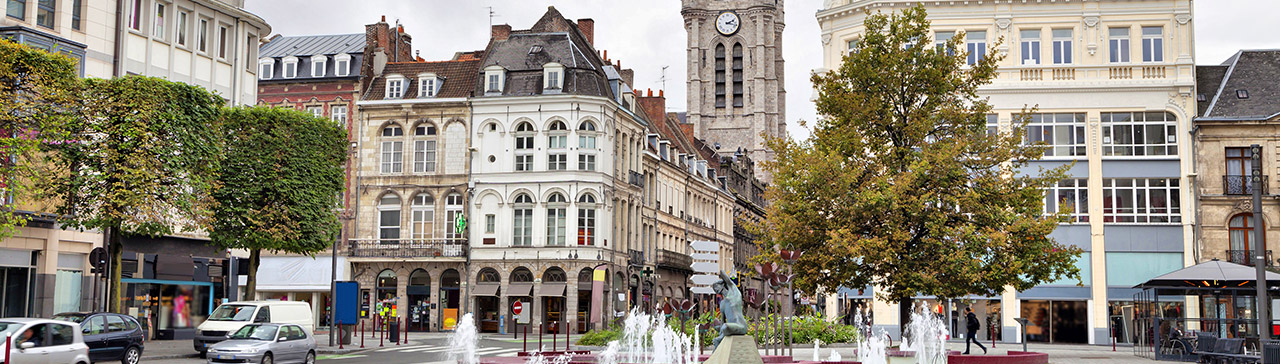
[376,344,522,357]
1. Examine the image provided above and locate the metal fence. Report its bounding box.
[1132,316,1274,361]
[347,238,467,258]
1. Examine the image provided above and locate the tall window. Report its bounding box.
[311,56,327,77]
[1108,28,1130,63]
[1023,113,1087,157]
[512,194,534,246]
[386,77,404,99]
[1101,112,1177,156]
[1101,178,1181,223]
[714,44,726,108]
[413,124,437,173]
[965,31,986,65]
[8,0,26,20]
[546,193,567,246]
[1229,213,1262,257]
[1045,179,1089,223]
[334,54,351,77]
[445,193,463,240]
[1052,29,1073,64]
[545,70,560,89]
[306,106,322,118]
[410,193,434,240]
[176,11,188,46]
[548,154,566,171]
[1142,26,1164,63]
[197,18,208,53]
[485,214,496,234]
[487,74,500,92]
[152,2,165,39]
[378,194,401,243]
[1020,29,1041,65]
[35,0,53,28]
[577,194,597,246]
[331,105,347,126]
[71,0,82,30]
[578,121,597,171]
[514,122,534,171]
[217,25,228,59]
[732,43,744,108]
[1225,147,1256,195]
[934,31,955,55]
[380,125,403,173]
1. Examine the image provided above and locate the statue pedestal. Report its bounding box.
[704,336,765,364]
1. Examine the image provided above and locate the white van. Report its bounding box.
[193,301,313,354]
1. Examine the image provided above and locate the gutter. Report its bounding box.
[112,0,124,77]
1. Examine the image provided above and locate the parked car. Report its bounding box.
[205,323,315,364]
[1,318,91,364]
[51,312,145,364]
[194,301,313,355]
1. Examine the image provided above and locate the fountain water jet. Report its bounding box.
[901,303,948,364]
[448,313,479,364]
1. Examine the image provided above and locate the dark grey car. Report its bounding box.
[204,324,315,364]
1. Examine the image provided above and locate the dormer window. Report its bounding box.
[543,62,564,90]
[334,54,351,77]
[484,65,506,94]
[387,75,405,99]
[418,73,438,98]
[282,56,298,78]
[310,55,327,77]
[1237,90,1249,99]
[258,58,274,80]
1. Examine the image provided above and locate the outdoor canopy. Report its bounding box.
[1132,259,1280,295]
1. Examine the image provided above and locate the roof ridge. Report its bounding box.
[388,59,479,65]
[1204,50,1243,117]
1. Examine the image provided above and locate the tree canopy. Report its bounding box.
[758,5,1082,304]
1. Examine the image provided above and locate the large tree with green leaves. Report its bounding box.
[210,107,348,299]
[45,76,224,312]
[758,5,1082,329]
[0,39,80,238]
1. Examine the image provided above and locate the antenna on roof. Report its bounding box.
[659,65,670,97]
[487,6,498,29]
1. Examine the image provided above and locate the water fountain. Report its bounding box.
[449,313,480,364]
[899,304,948,364]
[856,308,889,364]
[827,349,843,362]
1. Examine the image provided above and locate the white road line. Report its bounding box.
[377,344,433,352]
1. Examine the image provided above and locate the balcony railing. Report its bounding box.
[629,171,645,188]
[628,249,645,266]
[1227,249,1273,267]
[656,249,692,271]
[348,238,468,258]
[1007,64,1174,83]
[1224,175,1268,195]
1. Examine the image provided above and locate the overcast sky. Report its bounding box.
[247,0,1278,141]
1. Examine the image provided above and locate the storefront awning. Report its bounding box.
[539,283,566,296]
[255,256,346,291]
[473,284,499,296]
[506,283,533,296]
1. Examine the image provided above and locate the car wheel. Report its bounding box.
[306,351,316,364]
[260,352,273,364]
[122,346,141,364]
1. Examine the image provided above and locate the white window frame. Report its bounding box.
[1023,112,1087,158]
[310,55,327,77]
[1052,29,1073,65]
[378,195,402,242]
[484,65,505,93]
[196,18,208,53]
[1020,29,1041,65]
[1108,27,1130,63]
[386,76,405,99]
[846,38,860,55]
[331,105,347,125]
[548,153,567,170]
[577,194,598,246]
[410,194,435,240]
[1044,178,1089,223]
[126,0,141,30]
[445,193,464,240]
[1102,178,1181,224]
[282,56,298,78]
[543,62,564,90]
[514,122,535,171]
[258,58,274,80]
[306,106,323,118]
[1101,111,1177,157]
[418,73,437,98]
[1141,26,1164,63]
[413,125,436,173]
[334,54,351,77]
[176,10,188,46]
[933,31,955,54]
[965,30,987,65]
[153,2,166,41]
[512,194,534,246]
[546,193,567,246]
[217,24,228,59]
[380,125,404,174]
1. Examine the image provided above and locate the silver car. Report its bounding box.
[1,318,91,364]
[205,323,315,364]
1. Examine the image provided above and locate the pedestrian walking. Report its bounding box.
[963,307,987,355]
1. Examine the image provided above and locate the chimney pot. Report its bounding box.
[647,89,653,97]
[603,50,608,62]
[381,15,386,22]
[659,90,664,98]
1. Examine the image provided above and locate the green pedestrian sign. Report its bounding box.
[455,214,467,234]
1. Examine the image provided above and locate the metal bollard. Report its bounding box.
[523,324,528,353]
[359,320,365,348]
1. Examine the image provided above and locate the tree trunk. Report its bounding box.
[107,227,122,313]
[245,249,261,300]
[899,297,912,342]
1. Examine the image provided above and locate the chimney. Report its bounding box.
[603,50,609,63]
[620,69,634,87]
[577,18,595,45]
[636,88,666,124]
[491,24,512,42]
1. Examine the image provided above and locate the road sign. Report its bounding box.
[689,240,718,252]
[690,274,720,285]
[690,286,714,295]
[691,262,719,273]
[513,301,523,315]
[513,301,530,324]
[691,253,719,261]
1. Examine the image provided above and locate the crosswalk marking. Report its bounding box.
[376,344,521,357]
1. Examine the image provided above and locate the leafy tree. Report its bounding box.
[757,5,1082,331]
[211,107,348,299]
[46,76,224,312]
[0,39,80,237]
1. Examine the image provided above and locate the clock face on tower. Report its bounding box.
[715,11,740,36]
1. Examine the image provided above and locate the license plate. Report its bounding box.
[217,354,235,360]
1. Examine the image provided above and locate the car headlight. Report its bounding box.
[242,347,258,354]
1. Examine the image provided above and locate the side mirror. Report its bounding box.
[19,341,35,350]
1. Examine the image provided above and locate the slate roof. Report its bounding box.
[1198,50,1280,120]
[363,58,483,100]
[477,7,611,99]
[1195,65,1227,117]
[260,34,364,58]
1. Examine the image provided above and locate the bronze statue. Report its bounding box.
[712,271,748,348]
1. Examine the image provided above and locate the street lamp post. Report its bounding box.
[1252,144,1270,356]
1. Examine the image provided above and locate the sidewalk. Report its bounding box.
[140,331,453,360]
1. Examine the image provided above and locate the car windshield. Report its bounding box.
[0,322,21,337]
[51,314,86,323]
[228,325,277,341]
[208,305,257,321]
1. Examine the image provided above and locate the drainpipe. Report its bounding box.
[1189,124,1201,263]
[112,0,125,77]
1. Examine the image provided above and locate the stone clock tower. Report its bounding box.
[682,0,785,181]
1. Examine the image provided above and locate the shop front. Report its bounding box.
[122,278,213,340]
[0,248,36,317]
[249,255,346,331]
[473,268,501,333]
[1020,299,1089,344]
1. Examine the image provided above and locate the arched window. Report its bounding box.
[478,268,501,283]
[548,120,568,170]
[511,267,534,283]
[714,44,726,108]
[513,193,534,246]
[577,193,597,246]
[578,121,598,171]
[376,269,397,300]
[445,193,464,240]
[381,125,404,173]
[410,193,434,240]
[1230,213,1265,265]
[543,267,566,282]
[546,193,568,246]
[378,194,402,242]
[732,43,744,107]
[413,123,437,173]
[515,122,535,171]
[409,269,430,288]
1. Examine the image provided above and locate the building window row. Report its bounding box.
[1045,178,1089,223]
[1023,112,1087,157]
[1101,112,1177,157]
[505,192,598,247]
[261,54,351,80]
[124,0,238,61]
[377,191,465,241]
[507,120,598,172]
[1044,178,1181,224]
[380,123,441,174]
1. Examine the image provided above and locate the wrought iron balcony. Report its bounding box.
[1227,249,1273,267]
[628,249,645,266]
[1224,175,1268,195]
[348,238,468,258]
[629,171,645,188]
[656,249,692,271]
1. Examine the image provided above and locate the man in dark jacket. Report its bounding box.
[964,307,987,355]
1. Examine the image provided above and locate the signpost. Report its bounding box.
[689,240,720,295]
[513,301,529,324]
